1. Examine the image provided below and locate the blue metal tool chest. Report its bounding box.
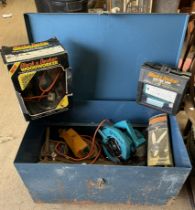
[14,13,191,205]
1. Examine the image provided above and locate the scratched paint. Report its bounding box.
[14,105,191,204]
[159,170,185,194]
[55,166,72,176]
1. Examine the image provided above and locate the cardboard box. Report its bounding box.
[137,62,190,115]
[147,114,173,166]
[2,38,72,120]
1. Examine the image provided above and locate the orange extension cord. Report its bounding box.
[24,70,62,101]
[55,119,109,164]
[41,119,110,164]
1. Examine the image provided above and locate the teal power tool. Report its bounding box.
[98,121,146,163]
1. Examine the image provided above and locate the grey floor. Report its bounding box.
[0,1,193,209]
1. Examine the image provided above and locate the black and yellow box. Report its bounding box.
[1,38,72,120]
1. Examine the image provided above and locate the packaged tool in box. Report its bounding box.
[1,38,72,120]
[147,114,173,167]
[136,62,191,115]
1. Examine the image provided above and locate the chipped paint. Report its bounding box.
[55,166,75,176]
[14,116,191,205]
[158,170,184,194]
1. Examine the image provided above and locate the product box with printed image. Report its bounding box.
[1,38,72,120]
[147,114,173,167]
[136,62,191,115]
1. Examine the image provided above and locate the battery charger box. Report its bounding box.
[1,38,72,120]
[137,62,191,115]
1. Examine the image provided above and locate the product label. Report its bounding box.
[140,67,189,94]
[13,42,49,51]
[20,57,58,72]
[18,72,36,91]
[148,114,173,166]
[5,46,64,63]
[144,84,177,103]
[147,72,179,84]
[146,97,164,108]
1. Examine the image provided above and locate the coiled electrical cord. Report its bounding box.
[40,119,109,164]
[24,69,62,101]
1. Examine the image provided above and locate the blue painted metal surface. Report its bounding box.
[15,116,191,204]
[14,14,192,205]
[24,13,188,101]
[41,101,160,124]
[16,164,190,205]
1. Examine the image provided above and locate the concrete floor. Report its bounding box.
[0,1,193,209]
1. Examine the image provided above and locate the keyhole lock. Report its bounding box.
[96,178,106,189]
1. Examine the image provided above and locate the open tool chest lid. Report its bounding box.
[24,13,189,124]
[13,14,192,205]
